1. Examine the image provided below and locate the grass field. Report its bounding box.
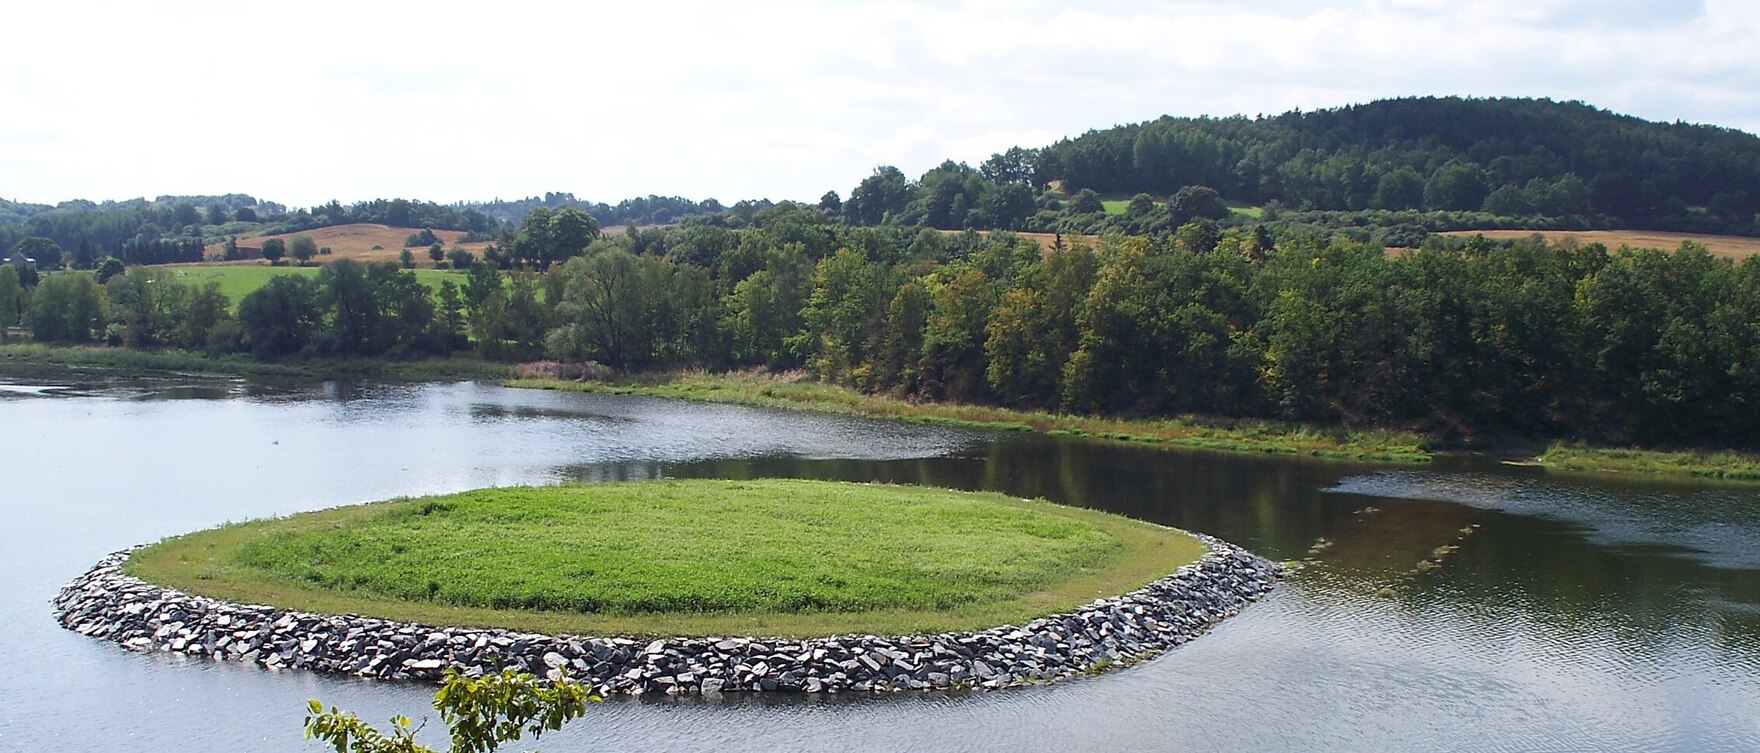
[0,343,519,381]
[1440,229,1760,259]
[151,264,466,304]
[201,223,493,264]
[514,369,1434,463]
[125,479,1205,637]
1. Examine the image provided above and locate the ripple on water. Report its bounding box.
[4,374,1760,752]
[1325,469,1760,570]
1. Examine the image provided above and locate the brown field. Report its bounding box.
[1439,229,1760,259]
[202,223,492,264]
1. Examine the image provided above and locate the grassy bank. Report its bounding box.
[126,479,1206,637]
[0,343,517,382]
[511,370,1434,463]
[1536,444,1760,482]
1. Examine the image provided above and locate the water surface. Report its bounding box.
[1,368,1756,751]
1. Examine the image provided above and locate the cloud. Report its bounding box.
[0,0,1755,206]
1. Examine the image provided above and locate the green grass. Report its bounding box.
[125,479,1206,637]
[511,370,1433,463]
[151,264,465,307]
[0,343,517,382]
[1098,198,1261,220]
[0,342,309,376]
[1537,443,1760,482]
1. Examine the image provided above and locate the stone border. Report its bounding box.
[54,536,1280,695]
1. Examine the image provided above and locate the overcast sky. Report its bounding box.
[3,0,1756,208]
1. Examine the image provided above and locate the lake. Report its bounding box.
[1,368,1756,751]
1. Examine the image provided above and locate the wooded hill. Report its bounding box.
[1024,97,1760,235]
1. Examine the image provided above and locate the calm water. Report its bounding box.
[1,369,1757,752]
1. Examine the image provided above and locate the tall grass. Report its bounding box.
[1538,443,1760,482]
[0,343,308,376]
[0,344,518,382]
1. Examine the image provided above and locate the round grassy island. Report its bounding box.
[125,479,1209,638]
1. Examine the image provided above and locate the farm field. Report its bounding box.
[152,263,465,304]
[1440,229,1760,259]
[201,223,493,263]
[125,479,1205,637]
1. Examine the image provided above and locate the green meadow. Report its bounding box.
[126,479,1207,637]
[150,264,466,306]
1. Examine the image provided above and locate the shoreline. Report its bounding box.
[6,345,1759,483]
[54,538,1281,695]
[509,371,1434,464]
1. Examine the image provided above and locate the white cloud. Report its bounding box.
[0,0,1754,207]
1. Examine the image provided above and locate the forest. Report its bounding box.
[6,202,1759,450]
[6,95,1760,451]
[1024,97,1760,236]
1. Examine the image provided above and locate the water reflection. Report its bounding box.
[666,436,1760,668]
[1,368,1757,751]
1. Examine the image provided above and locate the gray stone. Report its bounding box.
[51,536,1280,697]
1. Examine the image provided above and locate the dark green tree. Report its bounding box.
[290,235,319,266]
[237,274,320,357]
[0,265,20,328]
[94,257,125,284]
[315,259,380,355]
[27,272,106,342]
[513,207,601,269]
[1167,185,1229,226]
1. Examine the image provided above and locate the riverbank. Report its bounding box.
[1536,444,1760,482]
[0,343,517,382]
[511,370,1434,464]
[10,344,1760,483]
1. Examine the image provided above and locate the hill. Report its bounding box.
[1018,97,1760,236]
[200,223,491,263]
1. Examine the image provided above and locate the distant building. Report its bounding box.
[6,249,34,272]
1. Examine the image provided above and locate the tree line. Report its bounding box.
[7,204,1760,449]
[14,97,1758,269]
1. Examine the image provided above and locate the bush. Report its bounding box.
[304,669,595,753]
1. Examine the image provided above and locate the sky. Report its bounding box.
[3,0,1757,208]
